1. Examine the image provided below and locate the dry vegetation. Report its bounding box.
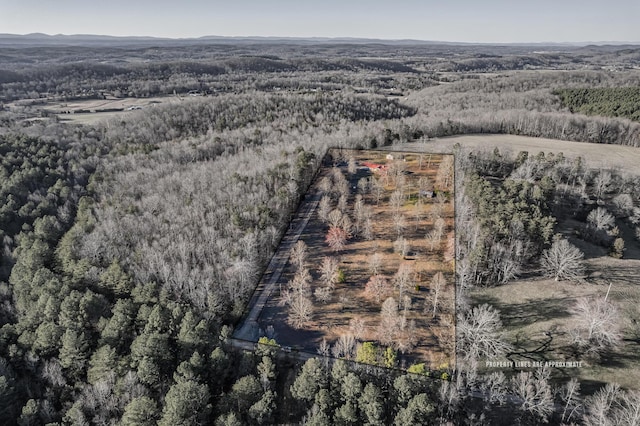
[3,37,640,424]
[258,149,455,370]
[458,145,640,391]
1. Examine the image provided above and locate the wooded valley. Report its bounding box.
[1,39,640,425]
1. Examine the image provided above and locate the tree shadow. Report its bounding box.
[498,297,573,327]
[469,294,572,327]
[590,263,640,287]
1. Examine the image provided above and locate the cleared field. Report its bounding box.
[250,149,456,370]
[399,134,640,170]
[10,95,183,125]
[445,135,640,391]
[470,256,640,391]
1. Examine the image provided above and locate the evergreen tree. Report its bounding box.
[359,383,385,425]
[87,345,119,385]
[158,380,211,426]
[121,396,160,426]
[394,393,435,425]
[58,329,90,380]
[291,358,327,403]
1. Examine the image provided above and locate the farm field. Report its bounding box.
[398,134,640,170]
[249,149,456,371]
[8,95,182,124]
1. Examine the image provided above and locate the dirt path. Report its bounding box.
[395,134,640,170]
[233,191,321,342]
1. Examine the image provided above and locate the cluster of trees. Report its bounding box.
[0,81,421,422]
[282,241,314,328]
[0,54,430,102]
[458,151,557,286]
[289,356,441,425]
[401,70,640,146]
[554,87,640,122]
[1,40,640,423]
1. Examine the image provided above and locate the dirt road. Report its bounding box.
[233,191,321,342]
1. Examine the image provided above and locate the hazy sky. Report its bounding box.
[1,0,638,43]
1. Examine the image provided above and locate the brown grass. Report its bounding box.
[260,149,455,369]
[397,134,640,170]
[470,248,640,390]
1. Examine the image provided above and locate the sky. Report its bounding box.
[1,0,638,43]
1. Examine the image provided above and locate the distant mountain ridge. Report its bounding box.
[0,33,638,47]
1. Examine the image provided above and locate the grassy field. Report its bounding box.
[469,258,640,390]
[9,95,182,125]
[398,134,640,170]
[258,149,456,370]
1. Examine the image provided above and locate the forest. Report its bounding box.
[0,39,640,425]
[554,87,640,121]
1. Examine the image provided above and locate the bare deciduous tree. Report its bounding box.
[289,268,312,297]
[378,297,399,347]
[337,194,348,214]
[433,217,446,241]
[368,253,383,276]
[340,215,353,236]
[393,236,409,258]
[390,190,404,215]
[511,367,554,423]
[318,195,332,223]
[327,209,344,229]
[332,334,356,360]
[587,207,615,231]
[430,272,445,318]
[319,176,333,195]
[317,338,330,357]
[425,230,440,252]
[392,214,406,236]
[616,389,640,425]
[413,199,423,230]
[347,157,357,175]
[357,177,370,194]
[362,217,373,241]
[332,167,350,199]
[479,371,508,405]
[436,156,454,192]
[371,177,384,205]
[570,297,622,356]
[612,193,634,218]
[559,377,582,424]
[314,286,332,304]
[592,170,612,200]
[444,232,455,262]
[418,176,431,199]
[348,317,366,341]
[290,240,308,272]
[319,256,339,289]
[583,383,620,426]
[326,226,348,252]
[541,238,585,281]
[287,294,313,329]
[393,263,414,303]
[458,304,511,361]
[364,275,391,304]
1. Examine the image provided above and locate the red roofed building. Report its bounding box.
[361,162,388,173]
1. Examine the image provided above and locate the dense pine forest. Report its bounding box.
[1,39,640,424]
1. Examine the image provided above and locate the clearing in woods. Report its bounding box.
[240,148,455,371]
